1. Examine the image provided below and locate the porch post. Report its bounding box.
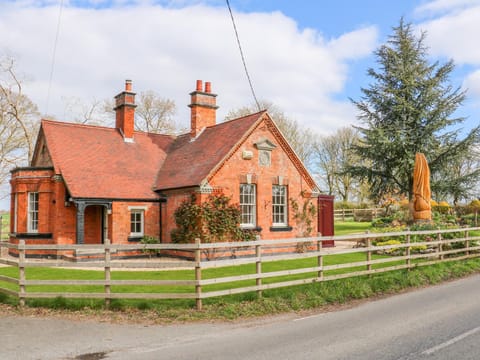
[75,201,87,244]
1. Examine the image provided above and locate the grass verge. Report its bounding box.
[1,258,480,323]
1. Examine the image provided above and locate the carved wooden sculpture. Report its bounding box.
[412,153,432,221]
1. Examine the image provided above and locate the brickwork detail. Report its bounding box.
[9,81,321,256]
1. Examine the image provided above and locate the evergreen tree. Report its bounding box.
[350,19,480,202]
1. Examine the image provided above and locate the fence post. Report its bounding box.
[195,238,202,311]
[406,229,411,269]
[342,209,345,221]
[465,230,470,256]
[255,239,262,298]
[366,231,371,272]
[437,232,443,260]
[317,233,323,280]
[19,240,26,307]
[104,238,111,309]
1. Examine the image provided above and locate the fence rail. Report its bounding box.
[0,227,479,310]
[334,208,385,221]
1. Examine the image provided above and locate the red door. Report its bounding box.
[318,195,334,247]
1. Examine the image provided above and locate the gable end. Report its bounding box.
[31,126,53,168]
[263,116,318,191]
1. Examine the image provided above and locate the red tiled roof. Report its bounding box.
[155,111,265,190]
[39,111,265,199]
[41,120,174,199]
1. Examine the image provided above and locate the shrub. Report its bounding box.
[375,240,403,255]
[171,193,257,244]
[470,199,480,208]
[140,236,160,258]
[433,201,451,215]
[372,216,395,228]
[334,202,371,210]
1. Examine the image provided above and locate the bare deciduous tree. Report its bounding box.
[62,96,113,126]
[135,90,177,134]
[225,101,315,165]
[65,90,179,135]
[313,127,364,202]
[0,52,39,199]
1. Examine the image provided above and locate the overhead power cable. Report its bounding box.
[45,0,64,116]
[226,0,261,111]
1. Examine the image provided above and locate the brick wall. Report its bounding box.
[111,201,160,244]
[10,168,56,235]
[210,118,318,240]
[161,189,196,243]
[160,118,318,245]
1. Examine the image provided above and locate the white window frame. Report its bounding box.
[27,192,39,233]
[240,184,256,228]
[14,193,18,233]
[272,185,288,227]
[130,209,145,237]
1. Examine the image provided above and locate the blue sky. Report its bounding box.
[0,0,480,207]
[1,0,479,133]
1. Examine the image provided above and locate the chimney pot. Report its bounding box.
[114,80,137,142]
[125,79,132,91]
[205,82,211,93]
[189,80,218,139]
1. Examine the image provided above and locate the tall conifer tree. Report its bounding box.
[350,19,480,202]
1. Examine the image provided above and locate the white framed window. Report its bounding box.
[14,193,18,233]
[27,192,39,233]
[130,209,144,237]
[272,185,288,226]
[240,184,256,228]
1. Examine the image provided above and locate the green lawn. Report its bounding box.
[334,221,373,235]
[0,251,402,296]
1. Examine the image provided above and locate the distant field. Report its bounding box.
[1,213,9,241]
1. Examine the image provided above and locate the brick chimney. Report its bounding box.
[114,79,136,142]
[189,80,218,138]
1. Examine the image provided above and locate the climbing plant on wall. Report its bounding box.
[171,193,257,244]
[290,191,317,237]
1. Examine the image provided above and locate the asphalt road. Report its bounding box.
[2,274,480,360]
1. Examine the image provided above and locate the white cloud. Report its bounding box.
[328,26,378,60]
[416,1,480,108]
[0,1,377,140]
[463,69,480,97]
[415,0,480,16]
[419,5,480,64]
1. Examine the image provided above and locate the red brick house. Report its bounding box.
[9,80,320,257]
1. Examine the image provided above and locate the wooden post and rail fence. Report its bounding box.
[0,227,479,311]
[334,208,385,222]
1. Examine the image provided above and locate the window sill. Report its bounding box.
[128,236,143,242]
[241,226,262,232]
[269,226,292,232]
[12,233,53,239]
